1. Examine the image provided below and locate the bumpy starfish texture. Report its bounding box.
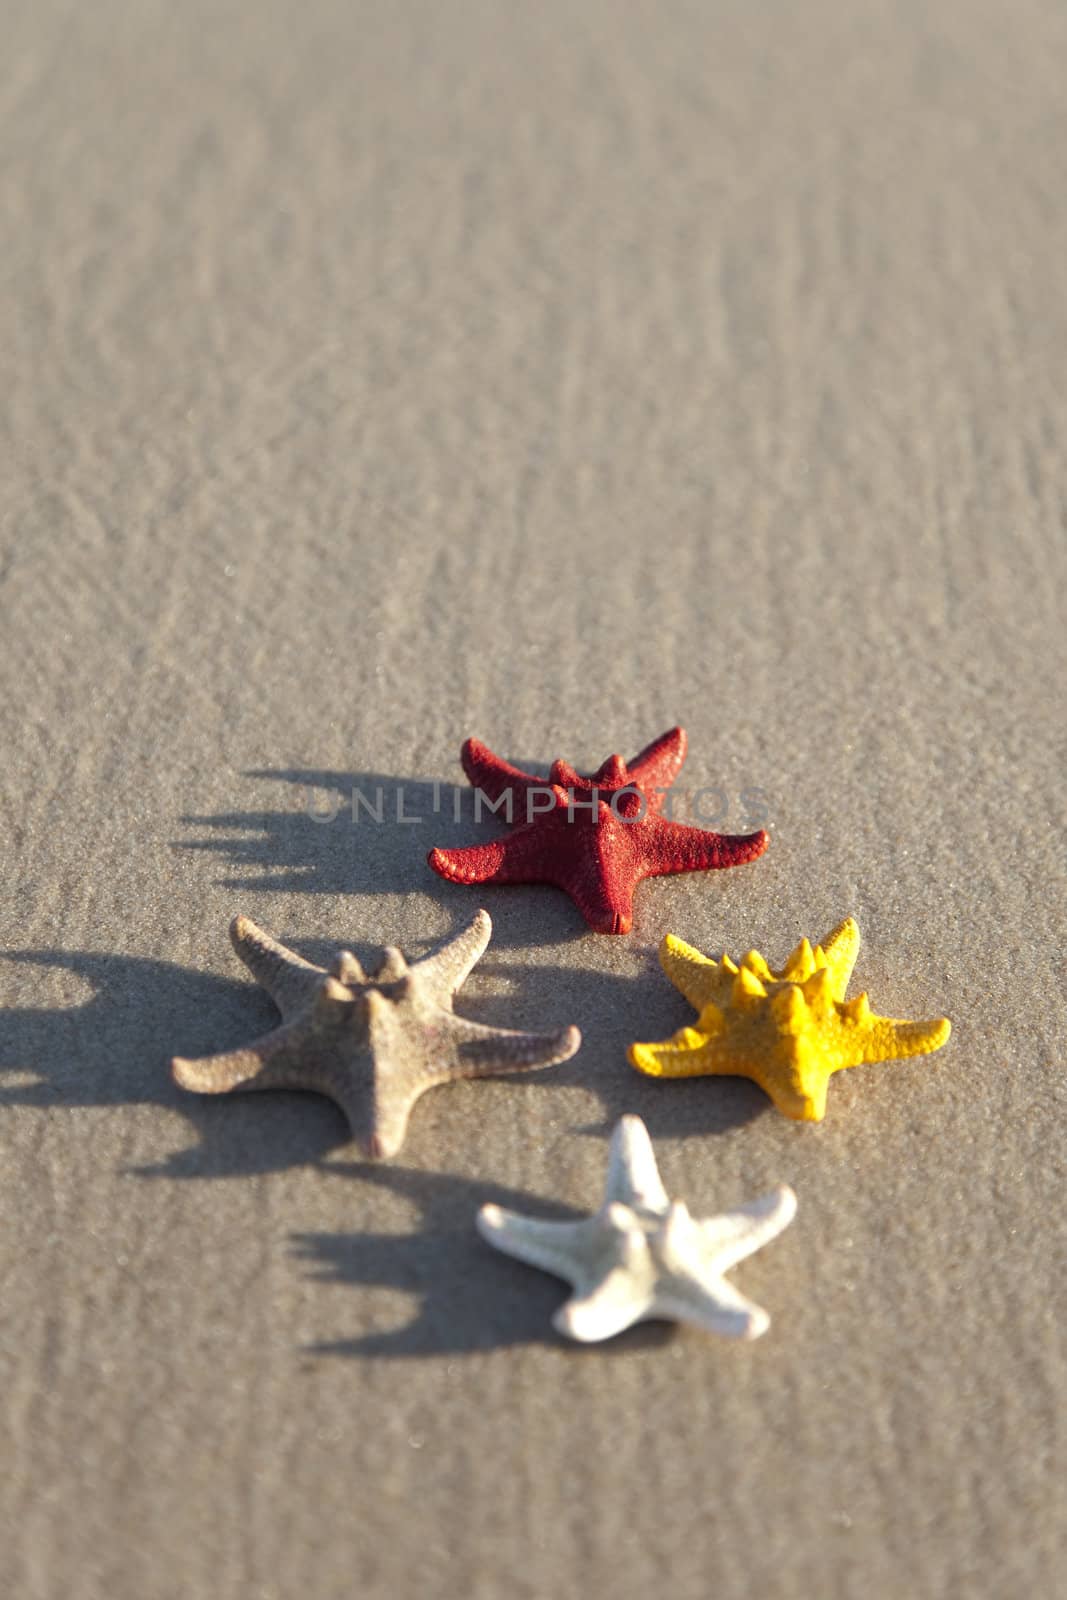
[477,1115,796,1341]
[629,918,951,1120]
[428,727,768,934]
[172,910,580,1158]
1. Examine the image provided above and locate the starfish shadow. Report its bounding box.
[0,948,352,1175]
[176,765,592,950]
[293,1162,675,1358]
[452,955,769,1143]
[581,1072,771,1143]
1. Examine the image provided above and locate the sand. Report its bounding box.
[1,2,1064,1596]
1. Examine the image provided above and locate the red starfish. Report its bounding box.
[427,728,768,935]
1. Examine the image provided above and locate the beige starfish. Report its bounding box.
[172,910,581,1158]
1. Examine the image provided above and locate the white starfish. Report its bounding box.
[477,1116,796,1342]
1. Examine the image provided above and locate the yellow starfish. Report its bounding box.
[628,918,951,1121]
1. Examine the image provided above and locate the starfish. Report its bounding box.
[428,727,768,934]
[629,917,952,1120]
[172,909,581,1158]
[477,1115,796,1341]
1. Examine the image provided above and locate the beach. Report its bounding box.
[0,2,1065,1595]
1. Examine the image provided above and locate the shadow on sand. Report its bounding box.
[175,764,596,950]
[0,937,765,1182]
[293,1161,677,1358]
[0,760,767,1355]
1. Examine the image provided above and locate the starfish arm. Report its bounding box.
[229,915,325,1019]
[460,738,544,808]
[476,1205,595,1284]
[567,870,637,937]
[444,1014,581,1079]
[636,815,769,877]
[414,909,492,1002]
[632,1029,809,1115]
[427,839,510,885]
[854,1014,951,1066]
[554,1269,652,1342]
[698,1185,797,1272]
[658,933,723,1010]
[626,726,687,811]
[776,1065,831,1121]
[175,1016,378,1143]
[628,1029,721,1079]
[428,820,565,888]
[361,1074,420,1160]
[603,1115,669,1211]
[818,918,861,999]
[172,1020,308,1095]
[653,1272,771,1340]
